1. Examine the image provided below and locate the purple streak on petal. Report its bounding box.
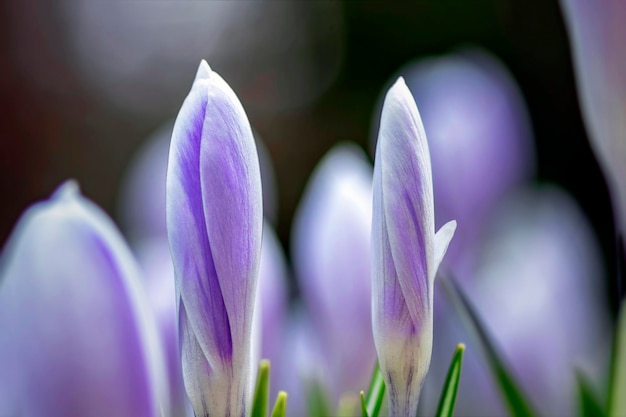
[167,61,262,416]
[200,69,263,352]
[372,176,415,334]
[375,78,434,334]
[167,65,232,365]
[178,301,214,414]
[397,49,535,274]
[0,181,164,417]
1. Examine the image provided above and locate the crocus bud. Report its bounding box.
[166,60,263,417]
[0,181,166,417]
[291,143,376,399]
[371,78,456,416]
[560,1,626,235]
[398,48,535,275]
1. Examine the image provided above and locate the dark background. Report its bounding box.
[0,1,617,310]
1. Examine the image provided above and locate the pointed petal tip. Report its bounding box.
[194,60,213,83]
[388,76,410,98]
[51,179,81,201]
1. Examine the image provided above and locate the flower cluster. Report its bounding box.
[0,59,454,417]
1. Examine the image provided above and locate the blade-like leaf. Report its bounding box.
[306,379,331,417]
[436,343,465,417]
[365,363,386,417]
[252,359,270,417]
[440,273,538,417]
[360,391,369,417]
[271,391,287,417]
[608,304,626,416]
[576,371,605,417]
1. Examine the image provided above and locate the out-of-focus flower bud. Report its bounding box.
[0,181,167,417]
[291,143,377,400]
[561,0,626,236]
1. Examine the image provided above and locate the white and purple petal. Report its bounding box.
[0,181,167,417]
[166,60,263,416]
[372,79,455,417]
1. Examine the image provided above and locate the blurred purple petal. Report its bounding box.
[252,222,289,400]
[0,181,166,417]
[561,0,626,234]
[119,125,172,244]
[470,186,610,416]
[372,78,455,416]
[291,143,376,399]
[166,61,263,416]
[135,238,190,417]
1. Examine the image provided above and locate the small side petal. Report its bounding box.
[433,220,457,280]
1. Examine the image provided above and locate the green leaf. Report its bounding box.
[306,379,331,417]
[271,391,287,417]
[336,393,359,416]
[435,343,465,417]
[576,372,605,417]
[440,274,538,417]
[365,362,386,417]
[360,391,369,417]
[252,359,270,417]
[608,304,626,416]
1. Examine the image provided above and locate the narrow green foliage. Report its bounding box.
[608,304,626,416]
[252,359,270,417]
[271,391,287,417]
[364,362,385,417]
[440,274,538,417]
[360,391,369,417]
[436,343,466,417]
[306,379,331,417]
[336,393,358,416]
[576,372,605,417]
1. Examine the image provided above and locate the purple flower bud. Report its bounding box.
[561,0,626,235]
[291,143,376,399]
[398,48,535,274]
[166,61,263,416]
[372,78,456,416]
[0,181,166,417]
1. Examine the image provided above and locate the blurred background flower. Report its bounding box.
[560,0,626,249]
[0,182,168,417]
[291,143,375,406]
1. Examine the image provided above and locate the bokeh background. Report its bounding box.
[0,1,621,415]
[0,1,617,307]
